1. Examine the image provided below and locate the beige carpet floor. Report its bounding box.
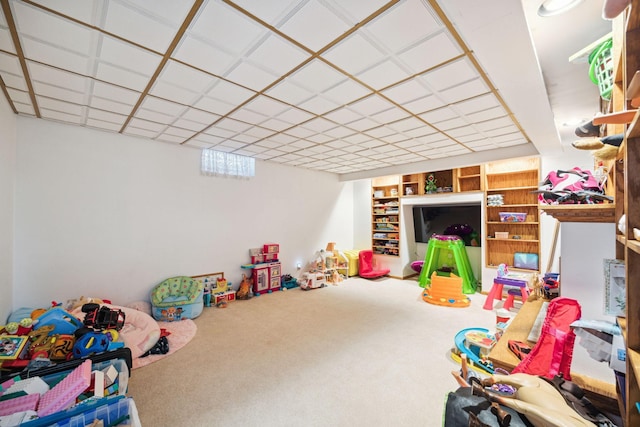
[127,277,496,426]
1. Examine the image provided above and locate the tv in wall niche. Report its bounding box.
[413,204,481,245]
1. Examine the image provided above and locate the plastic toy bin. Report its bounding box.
[499,212,527,222]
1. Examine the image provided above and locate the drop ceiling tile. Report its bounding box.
[254,139,284,149]
[1,72,28,91]
[346,117,379,131]
[324,33,386,75]
[265,80,314,105]
[342,133,370,144]
[243,126,276,140]
[446,126,478,139]
[454,93,501,114]
[229,107,268,125]
[173,35,238,76]
[466,106,508,123]
[5,88,30,104]
[381,79,430,105]
[297,95,340,115]
[356,59,411,90]
[260,117,293,132]
[364,126,394,138]
[87,108,127,125]
[22,38,90,75]
[348,95,395,116]
[183,140,215,149]
[418,106,457,123]
[103,1,177,52]
[190,1,266,55]
[215,118,253,133]
[128,118,166,132]
[92,81,140,104]
[278,1,350,52]
[247,33,310,75]
[219,139,247,150]
[301,118,335,133]
[438,79,489,104]
[323,107,360,125]
[140,97,188,116]
[359,139,386,149]
[283,126,314,139]
[40,107,84,124]
[323,126,355,139]
[386,117,424,132]
[465,140,495,150]
[0,28,16,54]
[99,35,161,76]
[14,102,35,115]
[456,133,486,143]
[230,133,260,144]
[402,94,445,114]
[153,63,214,100]
[434,117,468,131]
[191,133,226,145]
[403,126,436,139]
[13,2,94,54]
[37,97,83,116]
[32,82,85,104]
[231,0,301,26]
[395,138,423,149]
[150,80,201,105]
[288,139,315,149]
[0,53,22,75]
[180,108,220,125]
[370,107,408,124]
[244,96,291,117]
[28,63,89,93]
[378,133,409,144]
[172,118,209,132]
[155,134,184,144]
[238,144,269,154]
[420,58,477,92]
[275,107,315,125]
[307,144,332,154]
[365,0,441,52]
[274,144,302,153]
[341,144,366,153]
[86,118,122,132]
[262,133,296,145]
[193,96,237,116]
[95,62,150,91]
[29,0,101,25]
[397,31,462,74]
[224,60,279,92]
[306,133,333,144]
[289,59,346,93]
[321,79,371,106]
[475,116,515,132]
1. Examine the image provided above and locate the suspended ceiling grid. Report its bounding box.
[0,0,540,176]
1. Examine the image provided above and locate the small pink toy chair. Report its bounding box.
[358,250,390,279]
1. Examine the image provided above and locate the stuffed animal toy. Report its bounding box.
[572,133,623,162]
[236,274,253,300]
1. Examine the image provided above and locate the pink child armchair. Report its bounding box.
[358,249,390,279]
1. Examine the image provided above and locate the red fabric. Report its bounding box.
[358,250,390,279]
[511,297,581,380]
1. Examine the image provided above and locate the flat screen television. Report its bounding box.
[413,204,481,245]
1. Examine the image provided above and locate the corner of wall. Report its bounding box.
[0,96,16,322]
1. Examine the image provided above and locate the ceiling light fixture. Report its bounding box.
[537,0,585,17]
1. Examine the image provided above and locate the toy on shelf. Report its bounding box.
[418,234,477,294]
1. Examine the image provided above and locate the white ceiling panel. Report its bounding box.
[397,31,462,74]
[0,72,28,91]
[190,1,265,55]
[278,1,350,52]
[95,62,151,91]
[103,1,177,53]
[21,38,91,75]
[365,0,441,52]
[99,35,161,76]
[32,82,84,104]
[13,2,94,55]
[0,28,16,53]
[87,108,127,125]
[1,0,565,176]
[173,35,238,76]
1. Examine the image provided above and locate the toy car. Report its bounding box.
[81,304,126,331]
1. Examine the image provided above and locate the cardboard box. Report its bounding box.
[609,333,626,373]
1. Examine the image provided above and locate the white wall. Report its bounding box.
[0,96,16,322]
[14,118,354,308]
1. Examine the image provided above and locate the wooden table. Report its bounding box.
[488,297,619,414]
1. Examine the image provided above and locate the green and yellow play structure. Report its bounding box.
[418,234,477,294]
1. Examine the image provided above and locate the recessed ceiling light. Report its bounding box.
[538,0,585,17]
